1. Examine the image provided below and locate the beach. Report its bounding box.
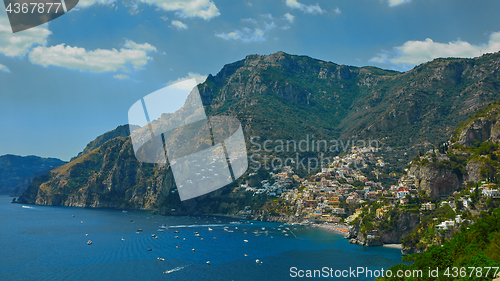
[314,223,349,236]
[383,244,403,249]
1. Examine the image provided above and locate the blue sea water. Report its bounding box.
[0,195,402,280]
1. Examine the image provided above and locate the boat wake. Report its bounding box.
[164,265,189,274]
[161,224,225,229]
[21,206,34,209]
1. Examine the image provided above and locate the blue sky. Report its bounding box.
[1,0,500,161]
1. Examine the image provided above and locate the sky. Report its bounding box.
[1,0,500,161]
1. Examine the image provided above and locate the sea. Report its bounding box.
[0,195,403,280]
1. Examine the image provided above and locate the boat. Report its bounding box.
[194,234,200,237]
[174,230,179,233]
[192,249,195,251]
[208,227,213,231]
[206,261,210,265]
[148,248,152,251]
[87,240,92,245]
[243,240,248,243]
[157,257,165,261]
[175,236,179,239]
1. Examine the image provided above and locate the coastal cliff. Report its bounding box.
[408,163,461,199]
[16,51,500,216]
[346,208,420,248]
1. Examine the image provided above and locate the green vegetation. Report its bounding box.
[378,208,500,281]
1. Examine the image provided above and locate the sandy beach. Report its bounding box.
[383,244,403,249]
[314,224,349,236]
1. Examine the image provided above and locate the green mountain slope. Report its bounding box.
[17,51,500,213]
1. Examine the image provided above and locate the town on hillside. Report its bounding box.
[234,146,500,250]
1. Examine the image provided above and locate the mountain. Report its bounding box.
[17,51,500,213]
[0,155,66,195]
[70,124,138,161]
[200,51,500,152]
[16,127,262,214]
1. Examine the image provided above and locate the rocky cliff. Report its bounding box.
[346,209,420,247]
[409,163,461,199]
[17,51,500,213]
[406,99,500,199]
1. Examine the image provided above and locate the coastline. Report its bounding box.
[313,223,349,236]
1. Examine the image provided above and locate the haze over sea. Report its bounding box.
[0,195,402,280]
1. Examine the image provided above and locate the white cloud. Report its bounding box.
[114,74,130,79]
[216,15,275,43]
[123,40,157,51]
[0,63,10,73]
[285,0,323,14]
[369,53,388,64]
[388,0,411,7]
[138,0,220,20]
[29,40,157,72]
[167,72,207,89]
[285,0,302,9]
[171,20,188,30]
[370,32,500,70]
[0,14,51,57]
[334,7,341,14]
[242,18,258,24]
[216,31,241,41]
[216,29,266,43]
[284,13,295,23]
